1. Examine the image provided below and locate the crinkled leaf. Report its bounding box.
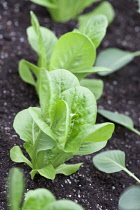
[7,168,24,210]
[119,186,140,210]
[49,69,80,92]
[37,164,56,179]
[39,68,80,124]
[62,86,97,152]
[22,189,56,210]
[75,141,107,155]
[80,79,103,100]
[93,150,126,173]
[79,15,108,48]
[96,48,135,76]
[51,100,70,149]
[27,26,57,64]
[47,200,84,210]
[55,163,83,175]
[50,32,96,72]
[36,150,55,169]
[39,68,56,122]
[98,109,140,135]
[78,1,115,25]
[10,146,32,168]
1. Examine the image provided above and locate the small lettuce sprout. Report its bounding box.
[119,185,140,210]
[93,150,140,183]
[98,109,140,135]
[19,11,110,99]
[30,0,101,22]
[7,168,84,210]
[10,69,114,179]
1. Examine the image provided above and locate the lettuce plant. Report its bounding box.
[29,0,101,22]
[19,12,109,100]
[7,168,84,210]
[10,69,114,179]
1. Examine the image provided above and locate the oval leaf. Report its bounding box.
[75,141,107,155]
[79,15,108,48]
[22,188,56,210]
[27,26,57,64]
[13,109,34,143]
[93,150,126,173]
[119,186,140,210]
[62,86,97,152]
[10,146,32,168]
[50,32,96,72]
[98,109,140,135]
[37,164,56,180]
[55,163,83,175]
[96,48,135,76]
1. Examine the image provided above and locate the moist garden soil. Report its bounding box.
[0,0,140,209]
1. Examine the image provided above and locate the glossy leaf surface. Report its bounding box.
[50,32,96,72]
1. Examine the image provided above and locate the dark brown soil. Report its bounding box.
[0,0,140,209]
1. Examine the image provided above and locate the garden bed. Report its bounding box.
[0,0,140,209]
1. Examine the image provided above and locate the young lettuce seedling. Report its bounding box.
[10,69,114,179]
[7,168,84,210]
[29,0,101,22]
[19,11,110,100]
[19,12,139,135]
